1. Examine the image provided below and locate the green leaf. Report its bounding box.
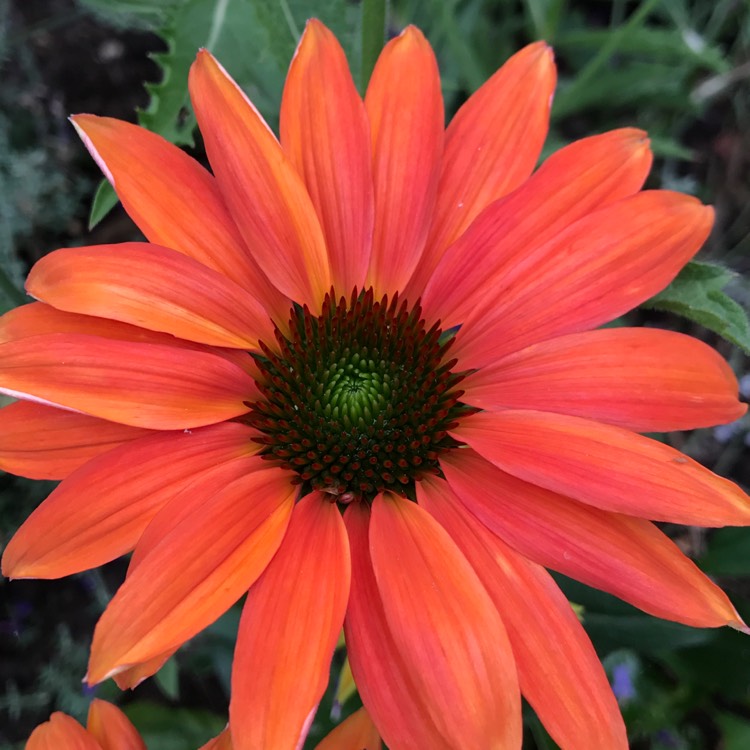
[154,656,180,701]
[643,260,750,354]
[123,702,224,750]
[716,713,750,750]
[699,528,750,575]
[88,179,119,230]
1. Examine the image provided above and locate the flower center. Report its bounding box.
[247,288,472,503]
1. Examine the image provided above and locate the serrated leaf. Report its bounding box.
[88,178,119,230]
[643,260,750,354]
[138,0,359,146]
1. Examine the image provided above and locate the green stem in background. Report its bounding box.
[361,0,388,92]
[0,264,26,308]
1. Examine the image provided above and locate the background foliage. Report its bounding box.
[1,0,749,747]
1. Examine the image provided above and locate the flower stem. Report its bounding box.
[361,0,388,91]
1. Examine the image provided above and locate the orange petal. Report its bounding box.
[421,128,652,326]
[369,494,521,749]
[343,502,450,750]
[453,410,750,526]
[0,400,152,480]
[230,493,350,750]
[314,707,382,750]
[462,328,746,432]
[26,243,274,348]
[280,20,373,292]
[364,27,443,294]
[70,114,287,322]
[199,729,233,750]
[407,42,555,299]
[87,463,296,683]
[0,333,257,429]
[26,713,100,750]
[418,479,627,750]
[87,699,145,750]
[0,302,257,376]
[2,423,257,579]
[113,649,176,690]
[189,50,331,308]
[440,449,744,628]
[454,191,713,368]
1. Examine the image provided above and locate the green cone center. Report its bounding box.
[247,288,471,502]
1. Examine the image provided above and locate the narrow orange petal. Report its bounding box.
[440,449,744,628]
[230,493,350,750]
[27,243,274,348]
[0,334,257,429]
[369,494,521,750]
[113,649,176,690]
[281,20,373,292]
[2,423,257,579]
[462,328,746,432]
[70,114,287,322]
[314,707,382,750]
[0,302,258,376]
[86,699,145,750]
[87,463,296,683]
[364,27,443,294]
[407,42,555,298]
[453,410,750,526]
[419,480,627,750]
[343,503,450,750]
[26,713,100,750]
[421,128,652,326]
[0,400,152,480]
[189,50,331,308]
[454,191,713,368]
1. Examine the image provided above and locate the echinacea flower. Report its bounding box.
[2,17,748,750]
[25,699,145,749]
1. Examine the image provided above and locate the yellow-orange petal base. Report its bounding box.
[3,17,748,750]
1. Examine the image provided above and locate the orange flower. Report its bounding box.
[25,699,145,749]
[2,18,748,750]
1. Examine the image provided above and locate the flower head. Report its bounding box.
[2,19,748,750]
[25,699,145,750]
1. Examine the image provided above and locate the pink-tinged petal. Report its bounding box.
[369,494,521,749]
[453,191,713,368]
[27,244,274,348]
[26,713,100,750]
[453,410,750,526]
[462,328,746,432]
[440,449,744,628]
[2,423,258,579]
[421,128,652,325]
[113,650,176,691]
[280,20,373,292]
[87,462,296,683]
[199,729,233,750]
[314,708,382,750]
[0,334,257,429]
[0,400,152,480]
[364,27,443,294]
[419,480,627,750]
[407,43,555,298]
[231,493,350,750]
[0,302,258,376]
[343,503,450,750]
[87,699,146,750]
[189,50,331,308]
[70,115,287,321]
